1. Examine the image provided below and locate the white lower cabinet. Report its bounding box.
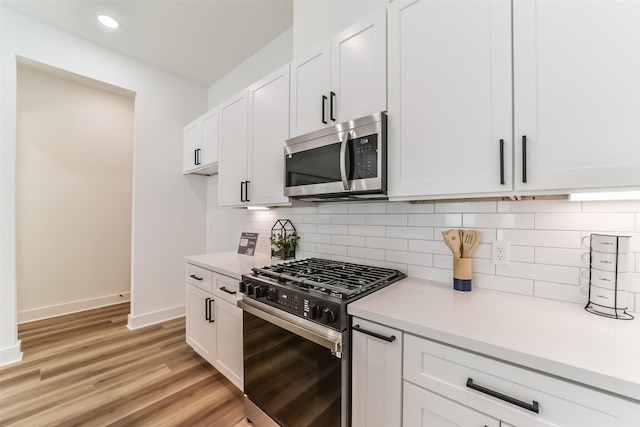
[403,334,639,427]
[351,318,402,427]
[213,294,243,388]
[185,264,243,390]
[186,284,216,363]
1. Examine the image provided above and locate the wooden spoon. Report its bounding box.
[442,229,462,258]
[462,230,480,258]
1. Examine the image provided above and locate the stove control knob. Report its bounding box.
[309,303,321,319]
[255,286,265,298]
[246,284,255,296]
[323,308,337,324]
[239,281,247,293]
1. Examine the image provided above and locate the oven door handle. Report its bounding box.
[238,299,342,353]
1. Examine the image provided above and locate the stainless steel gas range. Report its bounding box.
[237,258,406,427]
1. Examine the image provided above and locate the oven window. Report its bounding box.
[243,311,342,427]
[286,143,342,187]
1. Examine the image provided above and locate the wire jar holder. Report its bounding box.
[584,234,634,320]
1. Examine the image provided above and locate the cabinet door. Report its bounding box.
[214,298,243,390]
[387,0,512,201]
[248,64,290,206]
[290,42,331,137]
[513,0,640,193]
[199,108,219,168]
[183,119,201,173]
[218,90,249,207]
[185,285,216,365]
[351,318,402,427]
[404,381,500,427]
[331,8,387,124]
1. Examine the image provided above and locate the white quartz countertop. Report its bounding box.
[184,251,276,280]
[348,277,640,402]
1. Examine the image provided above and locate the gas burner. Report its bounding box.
[242,258,406,332]
[251,258,404,300]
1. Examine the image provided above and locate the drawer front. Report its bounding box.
[404,334,627,427]
[185,264,213,292]
[213,272,240,304]
[403,381,500,427]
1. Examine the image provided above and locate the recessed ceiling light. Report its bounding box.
[98,14,119,29]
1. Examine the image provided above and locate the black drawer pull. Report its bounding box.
[219,286,237,295]
[352,325,396,342]
[322,95,328,124]
[208,298,215,323]
[190,274,203,281]
[466,378,539,413]
[522,135,527,183]
[330,91,336,121]
[204,297,211,321]
[499,139,505,185]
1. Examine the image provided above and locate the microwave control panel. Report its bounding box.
[351,134,378,179]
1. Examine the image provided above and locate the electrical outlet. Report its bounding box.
[492,241,510,265]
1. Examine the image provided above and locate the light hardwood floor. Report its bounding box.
[0,303,251,427]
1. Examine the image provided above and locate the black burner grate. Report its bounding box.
[251,258,404,299]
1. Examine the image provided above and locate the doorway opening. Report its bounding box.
[16,60,135,323]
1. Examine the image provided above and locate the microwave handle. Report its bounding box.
[339,131,352,191]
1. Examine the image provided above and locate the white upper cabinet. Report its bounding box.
[183,108,219,175]
[290,8,387,138]
[290,44,331,137]
[513,0,640,193]
[218,65,291,207]
[218,90,249,207]
[248,65,291,207]
[388,0,512,201]
[389,0,640,201]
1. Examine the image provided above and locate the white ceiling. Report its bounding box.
[2,0,294,87]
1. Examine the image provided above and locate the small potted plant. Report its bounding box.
[270,219,300,260]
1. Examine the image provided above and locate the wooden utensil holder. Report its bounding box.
[453,257,472,292]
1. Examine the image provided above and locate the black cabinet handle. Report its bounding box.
[240,181,245,202]
[353,324,396,342]
[330,91,336,122]
[322,95,328,124]
[522,135,527,183]
[245,181,250,202]
[466,378,539,413]
[194,149,198,166]
[190,274,203,281]
[499,139,505,185]
[220,286,237,295]
[204,297,211,321]
[208,298,215,323]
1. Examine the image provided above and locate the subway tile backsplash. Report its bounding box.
[242,200,640,313]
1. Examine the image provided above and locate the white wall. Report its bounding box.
[207,27,293,108]
[205,175,246,253]
[16,63,134,323]
[292,0,388,56]
[241,200,640,314]
[1,8,208,365]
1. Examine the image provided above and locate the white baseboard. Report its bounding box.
[127,305,185,330]
[0,341,23,367]
[17,292,131,324]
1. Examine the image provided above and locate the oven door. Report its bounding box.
[239,299,347,427]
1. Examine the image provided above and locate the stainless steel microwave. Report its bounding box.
[284,112,387,202]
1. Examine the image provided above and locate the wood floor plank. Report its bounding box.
[0,303,248,427]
